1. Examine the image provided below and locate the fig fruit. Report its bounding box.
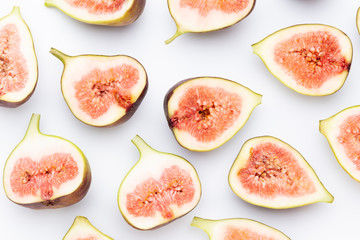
[50,48,148,127]
[45,0,145,26]
[3,114,91,209]
[228,136,333,209]
[166,0,255,44]
[320,106,360,182]
[117,135,201,230]
[252,24,352,96]
[63,216,113,240]
[191,217,290,240]
[164,77,261,152]
[0,6,38,107]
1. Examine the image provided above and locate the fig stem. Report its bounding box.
[191,217,215,236]
[50,48,70,64]
[44,0,56,7]
[10,6,20,16]
[24,113,41,138]
[165,28,184,44]
[131,135,154,156]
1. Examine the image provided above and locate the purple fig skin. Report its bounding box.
[8,160,91,209]
[0,84,37,108]
[114,0,146,26]
[56,52,148,128]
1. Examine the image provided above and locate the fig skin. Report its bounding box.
[45,0,146,26]
[3,114,92,209]
[165,0,256,44]
[0,6,38,107]
[164,77,261,151]
[16,165,91,209]
[252,24,353,96]
[50,48,148,128]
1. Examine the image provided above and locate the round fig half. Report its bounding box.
[117,135,201,230]
[3,114,91,209]
[166,0,255,44]
[45,0,145,26]
[63,216,113,240]
[164,77,261,152]
[320,106,360,182]
[228,136,333,209]
[191,217,291,240]
[50,48,148,127]
[0,6,38,107]
[252,24,352,96]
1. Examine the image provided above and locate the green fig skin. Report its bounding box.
[3,114,91,209]
[165,0,256,44]
[50,48,148,128]
[0,7,38,107]
[163,77,261,152]
[45,0,146,26]
[252,24,352,96]
[63,216,114,240]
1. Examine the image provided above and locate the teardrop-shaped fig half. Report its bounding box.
[50,48,148,127]
[63,216,113,240]
[164,77,261,152]
[45,0,145,26]
[0,6,38,107]
[118,135,201,230]
[320,105,360,182]
[3,114,91,209]
[191,217,291,240]
[166,0,255,44]
[228,136,333,209]
[252,24,352,96]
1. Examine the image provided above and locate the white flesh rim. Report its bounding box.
[60,55,147,127]
[45,0,135,23]
[168,0,255,33]
[118,136,201,230]
[3,114,87,204]
[319,106,360,182]
[228,136,333,209]
[252,24,353,96]
[0,7,37,103]
[63,216,113,240]
[167,77,262,152]
[191,217,290,240]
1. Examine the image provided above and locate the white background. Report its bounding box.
[0,0,359,239]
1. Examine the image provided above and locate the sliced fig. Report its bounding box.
[228,136,333,209]
[50,48,148,127]
[0,6,38,107]
[191,217,290,240]
[45,0,145,26]
[319,106,360,182]
[166,0,255,44]
[252,24,352,96]
[3,114,91,209]
[164,77,261,152]
[117,135,201,230]
[63,216,113,240]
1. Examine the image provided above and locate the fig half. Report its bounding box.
[191,217,290,240]
[117,135,201,230]
[63,216,113,240]
[45,0,146,26]
[164,77,261,152]
[228,136,333,209]
[50,48,148,127]
[252,24,352,96]
[166,0,255,44]
[0,6,38,107]
[320,106,360,182]
[3,114,91,209]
